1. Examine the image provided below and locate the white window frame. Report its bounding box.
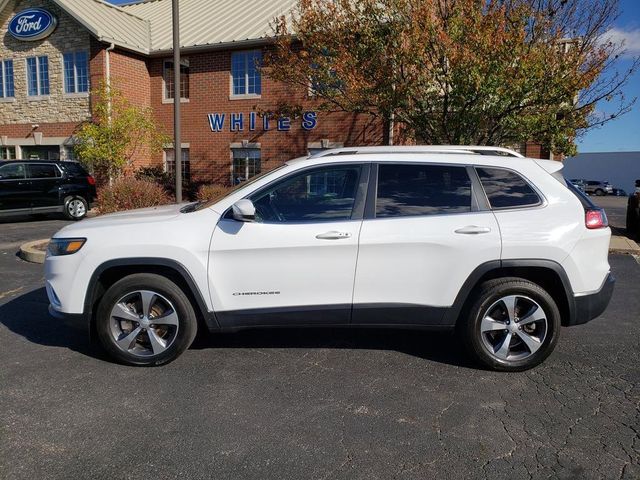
[62,51,90,97]
[25,55,50,99]
[0,59,15,101]
[0,146,16,160]
[163,145,191,182]
[229,50,262,100]
[162,58,190,103]
[231,146,261,184]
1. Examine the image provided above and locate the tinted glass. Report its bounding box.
[28,164,59,179]
[566,180,596,210]
[250,166,361,223]
[477,167,541,209]
[0,163,25,180]
[376,164,472,217]
[60,162,88,177]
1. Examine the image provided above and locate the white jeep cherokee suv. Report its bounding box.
[45,146,614,371]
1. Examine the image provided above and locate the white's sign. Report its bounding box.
[207,111,318,132]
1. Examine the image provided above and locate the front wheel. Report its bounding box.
[594,188,605,196]
[459,278,561,371]
[96,274,198,366]
[63,196,88,220]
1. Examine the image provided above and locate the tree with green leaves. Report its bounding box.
[74,84,168,183]
[265,0,638,156]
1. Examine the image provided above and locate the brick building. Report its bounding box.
[0,0,548,186]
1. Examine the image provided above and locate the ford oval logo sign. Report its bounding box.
[8,8,58,41]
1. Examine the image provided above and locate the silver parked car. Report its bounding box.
[584,180,613,196]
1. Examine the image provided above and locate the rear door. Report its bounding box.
[26,163,63,209]
[352,162,501,326]
[0,163,30,212]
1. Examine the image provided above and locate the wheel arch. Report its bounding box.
[446,260,576,327]
[84,258,218,340]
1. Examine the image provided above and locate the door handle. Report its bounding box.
[455,225,491,235]
[316,231,352,240]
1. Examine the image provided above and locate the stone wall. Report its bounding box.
[0,0,91,125]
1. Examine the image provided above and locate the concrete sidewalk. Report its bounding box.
[610,235,640,254]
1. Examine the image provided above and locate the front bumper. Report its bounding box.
[568,273,615,326]
[48,304,89,334]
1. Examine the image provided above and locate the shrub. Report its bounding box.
[196,183,232,203]
[97,177,173,214]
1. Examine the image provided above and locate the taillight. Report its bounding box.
[585,209,608,229]
[87,175,96,185]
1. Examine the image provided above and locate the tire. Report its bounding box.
[63,196,88,220]
[459,277,561,372]
[627,195,639,236]
[95,273,198,366]
[594,189,605,196]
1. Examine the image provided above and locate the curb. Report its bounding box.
[19,239,49,264]
[609,235,640,255]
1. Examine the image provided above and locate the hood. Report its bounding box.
[54,203,188,237]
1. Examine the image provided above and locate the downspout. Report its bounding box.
[105,43,115,122]
[105,43,115,185]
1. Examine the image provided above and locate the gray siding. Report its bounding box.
[562,152,640,194]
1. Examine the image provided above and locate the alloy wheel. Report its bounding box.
[68,199,86,218]
[109,290,180,357]
[479,294,548,361]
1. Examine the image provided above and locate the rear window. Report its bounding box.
[566,180,596,210]
[60,162,88,177]
[376,164,472,217]
[28,164,60,179]
[476,167,541,209]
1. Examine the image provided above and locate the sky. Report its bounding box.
[110,0,640,153]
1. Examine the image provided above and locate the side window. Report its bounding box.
[0,163,25,180]
[28,164,59,179]
[376,164,472,217]
[476,167,541,209]
[250,165,362,223]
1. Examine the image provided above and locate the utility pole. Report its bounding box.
[172,0,182,203]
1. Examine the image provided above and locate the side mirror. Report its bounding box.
[231,199,256,222]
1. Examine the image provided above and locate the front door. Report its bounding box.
[352,162,502,325]
[209,163,368,327]
[0,163,30,212]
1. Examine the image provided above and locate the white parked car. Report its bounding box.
[45,146,614,371]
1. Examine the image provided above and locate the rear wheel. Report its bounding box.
[594,188,605,196]
[63,196,88,220]
[460,278,561,371]
[96,274,198,366]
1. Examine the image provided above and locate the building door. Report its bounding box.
[209,163,368,327]
[21,146,60,161]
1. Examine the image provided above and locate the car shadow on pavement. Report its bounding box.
[0,287,108,361]
[1,287,474,368]
[0,214,66,224]
[191,326,474,369]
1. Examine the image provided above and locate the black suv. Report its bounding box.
[0,160,96,220]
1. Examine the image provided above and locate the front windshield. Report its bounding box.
[194,165,288,211]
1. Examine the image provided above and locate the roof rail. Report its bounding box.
[310,145,524,158]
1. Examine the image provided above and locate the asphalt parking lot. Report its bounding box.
[1,206,639,480]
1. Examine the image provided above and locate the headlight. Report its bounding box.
[47,238,86,256]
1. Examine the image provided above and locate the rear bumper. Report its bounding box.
[568,273,615,326]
